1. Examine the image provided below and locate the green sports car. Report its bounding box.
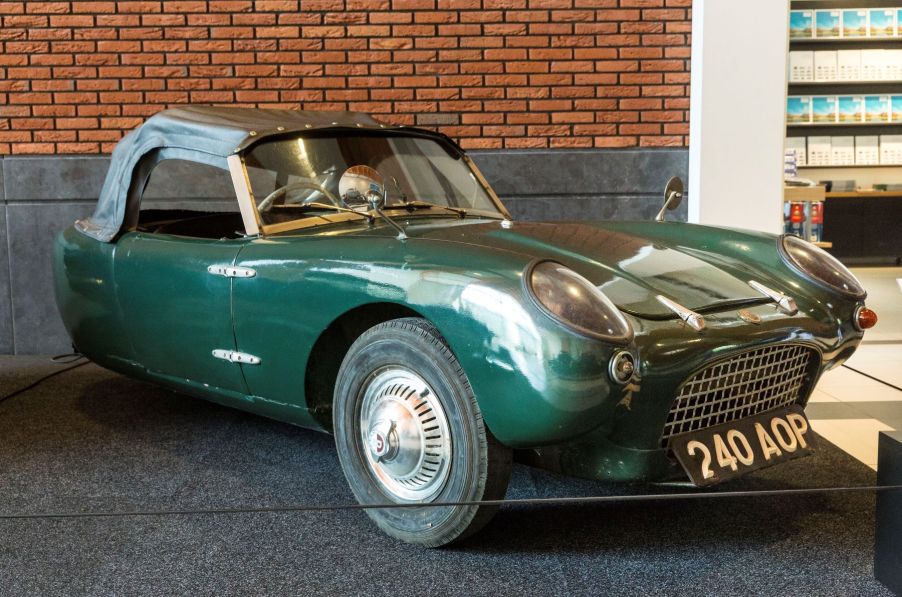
[53,107,876,546]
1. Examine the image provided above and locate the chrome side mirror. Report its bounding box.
[339,165,385,209]
[655,176,684,222]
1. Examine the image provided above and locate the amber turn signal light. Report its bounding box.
[855,306,878,331]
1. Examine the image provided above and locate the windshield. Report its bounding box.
[243,133,503,228]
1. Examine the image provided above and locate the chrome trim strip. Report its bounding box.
[748,280,798,315]
[655,295,706,331]
[207,265,256,278]
[212,349,261,365]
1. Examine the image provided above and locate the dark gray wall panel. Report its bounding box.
[6,203,91,355]
[0,205,13,354]
[472,148,687,194]
[503,194,687,222]
[470,148,689,222]
[3,156,110,201]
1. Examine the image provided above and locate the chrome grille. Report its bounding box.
[661,344,818,447]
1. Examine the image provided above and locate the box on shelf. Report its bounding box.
[784,151,799,178]
[786,137,807,166]
[812,96,837,123]
[877,50,899,80]
[870,8,895,38]
[808,136,832,165]
[865,95,890,122]
[887,49,902,80]
[789,51,814,83]
[814,51,837,81]
[815,10,841,38]
[790,10,814,39]
[787,96,812,124]
[831,136,855,166]
[838,96,864,123]
[898,9,902,36]
[855,135,880,165]
[843,9,868,38]
[879,134,902,164]
[861,49,886,80]
[837,50,862,81]
[893,96,902,122]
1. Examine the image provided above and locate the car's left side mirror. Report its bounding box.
[655,176,684,222]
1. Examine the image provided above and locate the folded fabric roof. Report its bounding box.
[77,106,409,242]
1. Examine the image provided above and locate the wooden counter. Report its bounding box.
[826,190,902,198]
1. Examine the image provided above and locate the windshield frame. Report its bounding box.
[232,130,511,236]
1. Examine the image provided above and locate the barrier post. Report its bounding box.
[875,430,902,593]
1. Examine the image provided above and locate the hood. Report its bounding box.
[407,220,766,318]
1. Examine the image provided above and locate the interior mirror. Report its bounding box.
[339,165,385,209]
[655,176,684,222]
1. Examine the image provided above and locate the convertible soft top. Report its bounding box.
[77,106,431,242]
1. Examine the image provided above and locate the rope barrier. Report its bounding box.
[1,484,900,521]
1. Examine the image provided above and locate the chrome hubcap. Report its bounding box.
[360,367,452,502]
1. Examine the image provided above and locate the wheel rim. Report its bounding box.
[359,366,452,502]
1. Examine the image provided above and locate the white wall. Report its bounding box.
[688,0,790,233]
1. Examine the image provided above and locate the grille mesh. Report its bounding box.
[661,344,818,447]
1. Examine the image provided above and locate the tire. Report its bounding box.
[333,317,512,547]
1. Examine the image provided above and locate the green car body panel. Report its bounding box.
[53,213,865,483]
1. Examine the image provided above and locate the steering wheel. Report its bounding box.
[257,180,341,212]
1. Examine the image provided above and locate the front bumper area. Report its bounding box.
[523,302,863,483]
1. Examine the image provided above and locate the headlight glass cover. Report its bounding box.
[527,261,633,342]
[780,234,866,299]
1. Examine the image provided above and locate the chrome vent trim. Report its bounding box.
[656,295,706,331]
[661,343,819,448]
[748,280,798,315]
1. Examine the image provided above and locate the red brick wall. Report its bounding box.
[0,1,691,154]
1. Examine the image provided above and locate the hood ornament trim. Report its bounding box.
[656,295,706,331]
[748,280,798,316]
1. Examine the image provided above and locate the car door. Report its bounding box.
[114,233,249,398]
[113,157,251,400]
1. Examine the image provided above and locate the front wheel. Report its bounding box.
[333,318,512,547]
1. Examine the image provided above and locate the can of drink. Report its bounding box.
[789,202,806,236]
[810,201,823,242]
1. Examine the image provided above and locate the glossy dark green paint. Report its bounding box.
[54,215,865,483]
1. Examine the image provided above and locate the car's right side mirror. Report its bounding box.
[655,176,684,222]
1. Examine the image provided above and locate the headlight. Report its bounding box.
[526,260,633,343]
[779,234,866,299]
